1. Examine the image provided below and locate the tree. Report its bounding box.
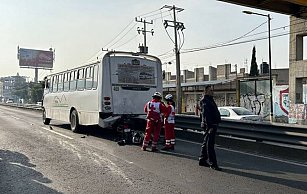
[250,46,259,76]
[12,84,28,102]
[28,82,44,103]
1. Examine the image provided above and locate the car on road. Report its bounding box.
[218,106,263,121]
[6,99,13,103]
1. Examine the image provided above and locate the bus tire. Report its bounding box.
[43,108,51,125]
[70,109,81,133]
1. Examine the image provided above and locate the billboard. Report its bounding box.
[18,48,54,69]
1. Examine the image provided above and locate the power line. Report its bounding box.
[160,9,175,44]
[182,20,307,54]
[179,30,185,51]
[108,23,137,49]
[158,48,174,57]
[136,8,161,18]
[183,20,268,52]
[85,49,103,63]
[116,34,139,49]
[181,28,307,54]
[102,19,135,49]
[229,19,307,41]
[151,13,172,21]
[140,10,170,19]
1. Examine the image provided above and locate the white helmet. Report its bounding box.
[165,94,173,101]
[152,92,162,98]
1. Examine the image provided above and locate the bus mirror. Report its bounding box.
[162,70,165,80]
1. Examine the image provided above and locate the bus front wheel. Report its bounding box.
[43,109,51,125]
[70,110,81,133]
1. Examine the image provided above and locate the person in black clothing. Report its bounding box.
[199,85,222,171]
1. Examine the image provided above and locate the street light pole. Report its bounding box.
[268,14,273,122]
[243,11,273,122]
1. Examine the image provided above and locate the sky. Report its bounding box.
[0,0,291,81]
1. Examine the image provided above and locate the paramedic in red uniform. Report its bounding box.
[161,94,176,151]
[142,92,167,152]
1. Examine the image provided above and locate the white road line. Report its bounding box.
[177,138,202,145]
[41,127,73,140]
[10,116,20,120]
[93,153,134,185]
[218,147,307,168]
[176,138,307,168]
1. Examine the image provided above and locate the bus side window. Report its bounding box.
[85,67,93,90]
[70,70,77,91]
[58,74,63,92]
[44,77,50,89]
[64,72,70,92]
[93,65,98,89]
[50,76,53,92]
[77,68,85,90]
[52,75,58,92]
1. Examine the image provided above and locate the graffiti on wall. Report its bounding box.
[240,80,271,119]
[273,86,289,123]
[185,93,237,114]
[214,94,237,107]
[240,93,270,117]
[288,103,307,124]
[273,86,289,116]
[185,94,203,113]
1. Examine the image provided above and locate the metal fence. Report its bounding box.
[176,114,307,147]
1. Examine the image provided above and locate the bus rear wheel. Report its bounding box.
[70,110,81,133]
[43,109,51,125]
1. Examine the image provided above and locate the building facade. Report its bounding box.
[0,74,27,102]
[163,64,289,122]
[288,16,307,124]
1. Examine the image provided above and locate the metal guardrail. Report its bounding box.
[2,102,306,147]
[0,102,42,110]
[176,114,307,147]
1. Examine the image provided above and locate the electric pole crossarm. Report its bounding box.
[135,17,154,54]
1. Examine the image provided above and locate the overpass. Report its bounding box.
[218,0,307,18]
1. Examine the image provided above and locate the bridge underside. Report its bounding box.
[218,0,307,18]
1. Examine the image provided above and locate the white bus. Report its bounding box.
[42,51,162,133]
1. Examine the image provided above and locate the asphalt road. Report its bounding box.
[0,105,306,194]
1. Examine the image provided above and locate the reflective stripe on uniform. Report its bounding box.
[167,105,175,123]
[171,139,175,145]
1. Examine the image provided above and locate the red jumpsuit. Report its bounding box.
[142,99,167,150]
[164,104,176,149]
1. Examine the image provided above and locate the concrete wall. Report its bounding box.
[272,69,289,85]
[194,67,205,82]
[217,64,231,80]
[289,16,307,106]
[0,82,3,99]
[209,66,217,81]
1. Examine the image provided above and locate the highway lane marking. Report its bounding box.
[42,127,73,140]
[176,138,202,145]
[93,152,134,185]
[176,138,307,168]
[8,114,74,141]
[10,116,20,120]
[218,147,307,168]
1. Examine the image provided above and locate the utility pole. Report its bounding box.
[162,5,185,113]
[135,17,154,54]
